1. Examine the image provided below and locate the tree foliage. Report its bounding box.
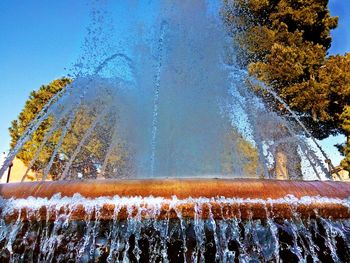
[222,129,262,177]
[222,0,350,171]
[9,78,130,180]
[339,105,350,170]
[9,78,72,176]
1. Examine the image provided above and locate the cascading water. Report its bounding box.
[0,0,349,262]
[1,194,350,262]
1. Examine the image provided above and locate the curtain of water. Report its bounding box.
[1,195,349,262]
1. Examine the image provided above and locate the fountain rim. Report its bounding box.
[1,178,349,200]
[1,178,350,221]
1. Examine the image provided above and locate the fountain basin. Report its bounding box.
[1,179,350,262]
[1,178,350,221]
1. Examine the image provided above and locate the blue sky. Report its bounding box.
[0,0,349,165]
[0,0,90,153]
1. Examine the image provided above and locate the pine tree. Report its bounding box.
[9,78,129,180]
[9,78,72,176]
[222,0,350,171]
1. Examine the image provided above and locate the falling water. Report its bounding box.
[0,1,348,261]
[1,195,350,262]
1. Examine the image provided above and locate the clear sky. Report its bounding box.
[0,0,349,165]
[0,0,90,153]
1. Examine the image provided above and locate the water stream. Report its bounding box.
[0,0,335,181]
[0,1,348,261]
[1,195,350,262]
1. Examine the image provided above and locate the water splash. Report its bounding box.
[0,0,336,180]
[1,195,349,262]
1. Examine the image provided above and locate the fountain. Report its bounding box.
[0,0,350,262]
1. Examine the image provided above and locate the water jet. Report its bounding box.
[1,0,350,262]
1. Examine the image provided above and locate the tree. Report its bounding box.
[9,78,130,180]
[222,0,350,172]
[222,129,262,177]
[9,78,72,179]
[339,106,350,170]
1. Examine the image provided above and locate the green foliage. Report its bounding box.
[339,106,350,170]
[222,0,350,171]
[9,78,72,175]
[222,129,262,177]
[9,78,130,180]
